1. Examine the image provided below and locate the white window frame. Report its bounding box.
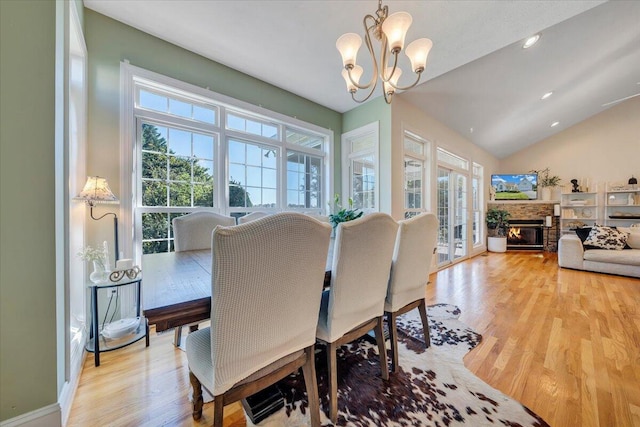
[403,130,430,218]
[472,162,484,248]
[341,122,379,212]
[120,64,333,260]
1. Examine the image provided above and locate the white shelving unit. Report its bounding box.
[559,189,600,234]
[604,183,640,228]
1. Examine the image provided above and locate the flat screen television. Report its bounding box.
[491,173,538,200]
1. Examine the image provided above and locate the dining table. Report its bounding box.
[142,240,334,344]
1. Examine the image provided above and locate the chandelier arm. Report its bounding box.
[347,14,381,90]
[383,90,393,104]
[379,44,400,83]
[350,83,380,104]
[387,70,423,91]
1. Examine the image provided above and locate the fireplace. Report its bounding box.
[507,219,544,250]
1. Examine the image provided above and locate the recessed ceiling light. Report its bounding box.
[541,91,553,100]
[523,34,540,49]
[551,121,559,127]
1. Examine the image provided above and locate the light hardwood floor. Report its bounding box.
[67,252,640,427]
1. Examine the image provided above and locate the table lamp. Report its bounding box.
[74,176,120,264]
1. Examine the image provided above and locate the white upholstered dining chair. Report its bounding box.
[172,211,236,345]
[316,212,398,423]
[385,212,438,372]
[172,211,236,252]
[185,213,331,427]
[237,211,270,224]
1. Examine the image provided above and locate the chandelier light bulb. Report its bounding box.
[342,65,364,93]
[405,38,433,73]
[336,33,363,68]
[381,12,412,52]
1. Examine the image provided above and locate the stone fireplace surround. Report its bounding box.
[488,201,559,252]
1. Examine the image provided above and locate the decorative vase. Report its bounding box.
[89,261,108,283]
[540,187,552,201]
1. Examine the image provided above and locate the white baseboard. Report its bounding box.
[0,404,61,427]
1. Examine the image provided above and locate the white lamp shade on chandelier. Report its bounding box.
[336,1,433,104]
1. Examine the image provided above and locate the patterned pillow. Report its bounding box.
[583,225,628,250]
[618,226,640,249]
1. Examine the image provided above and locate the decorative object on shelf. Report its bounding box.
[629,176,638,185]
[78,245,109,284]
[336,0,433,104]
[328,194,363,229]
[531,168,561,200]
[571,179,580,193]
[73,176,121,265]
[109,266,142,282]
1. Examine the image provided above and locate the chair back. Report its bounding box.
[237,211,270,224]
[210,213,331,395]
[304,213,330,223]
[325,213,398,341]
[386,213,438,312]
[172,211,236,252]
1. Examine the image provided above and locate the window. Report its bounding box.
[436,148,469,266]
[403,131,430,218]
[472,162,484,246]
[228,139,278,211]
[342,123,378,211]
[124,67,331,255]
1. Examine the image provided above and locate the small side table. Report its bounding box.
[86,277,149,366]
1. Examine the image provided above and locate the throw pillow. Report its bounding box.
[618,226,640,249]
[574,227,600,250]
[583,225,628,250]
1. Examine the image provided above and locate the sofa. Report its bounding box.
[558,226,640,278]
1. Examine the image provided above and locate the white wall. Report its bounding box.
[500,97,640,192]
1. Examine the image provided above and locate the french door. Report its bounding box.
[437,167,468,266]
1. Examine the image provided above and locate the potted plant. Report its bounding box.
[486,207,510,252]
[328,193,363,231]
[531,168,561,201]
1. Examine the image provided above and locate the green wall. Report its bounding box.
[0,0,59,421]
[84,9,342,197]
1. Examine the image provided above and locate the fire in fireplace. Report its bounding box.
[507,219,544,250]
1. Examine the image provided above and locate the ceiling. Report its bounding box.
[83,0,640,159]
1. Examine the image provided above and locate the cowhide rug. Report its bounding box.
[246,304,550,427]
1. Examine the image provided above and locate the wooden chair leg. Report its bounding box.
[213,395,224,427]
[327,341,338,424]
[418,300,431,348]
[374,317,389,380]
[386,311,400,373]
[189,370,204,420]
[301,345,321,427]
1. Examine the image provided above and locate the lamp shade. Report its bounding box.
[336,33,362,68]
[74,176,119,205]
[405,38,433,73]
[381,12,412,52]
[342,65,363,92]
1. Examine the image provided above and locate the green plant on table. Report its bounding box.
[328,193,363,229]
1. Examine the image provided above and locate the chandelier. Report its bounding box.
[336,0,433,104]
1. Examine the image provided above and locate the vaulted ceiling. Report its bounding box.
[84,0,640,158]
